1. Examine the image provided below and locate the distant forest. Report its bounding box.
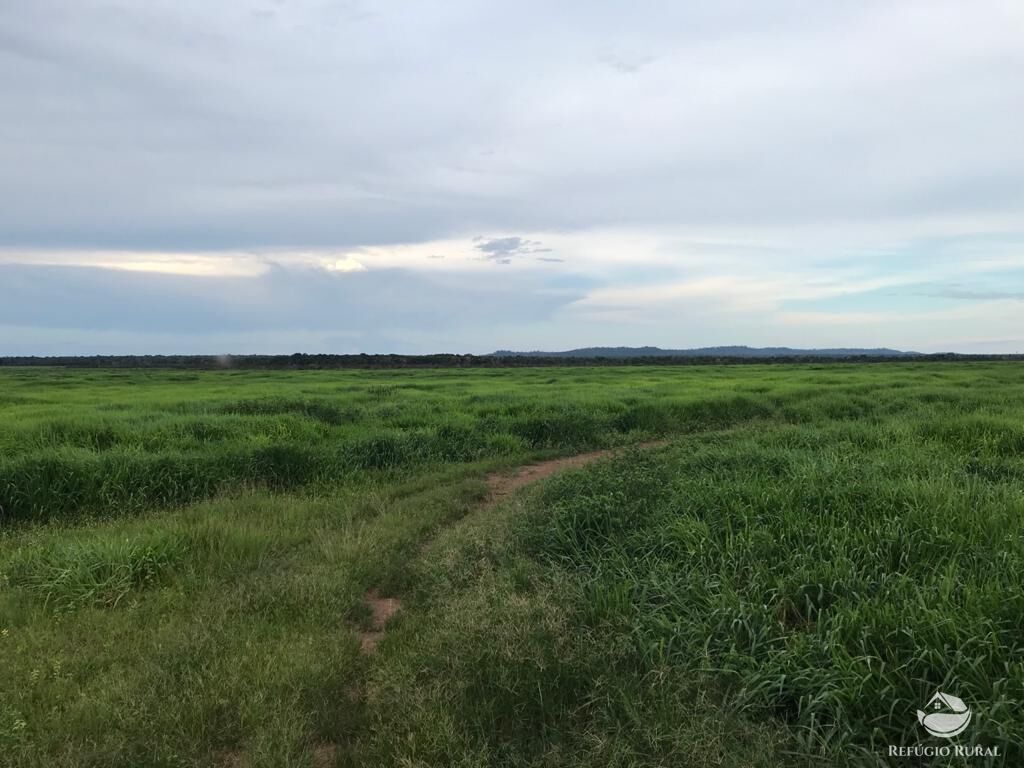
[493,345,923,358]
[1,353,1021,369]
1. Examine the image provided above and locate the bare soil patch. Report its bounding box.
[359,588,402,653]
[312,743,339,767]
[219,743,339,768]
[484,440,666,509]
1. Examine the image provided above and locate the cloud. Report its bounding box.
[917,287,1024,301]
[0,262,584,340]
[326,256,367,272]
[1,2,1023,352]
[596,49,658,74]
[473,236,553,264]
[3,1,1020,253]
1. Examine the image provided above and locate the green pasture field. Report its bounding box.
[1,363,1022,766]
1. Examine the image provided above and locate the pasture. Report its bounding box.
[1,363,1022,766]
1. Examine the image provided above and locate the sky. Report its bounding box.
[2,0,1024,355]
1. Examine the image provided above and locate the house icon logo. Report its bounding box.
[917,691,972,738]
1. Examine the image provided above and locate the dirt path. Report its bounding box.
[356,439,667,655]
[483,440,665,509]
[229,444,670,765]
[359,589,402,653]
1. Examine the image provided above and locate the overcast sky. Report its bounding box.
[3,1,1023,354]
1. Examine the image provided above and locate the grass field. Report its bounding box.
[1,363,1022,766]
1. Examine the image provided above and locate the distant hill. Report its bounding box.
[492,345,922,358]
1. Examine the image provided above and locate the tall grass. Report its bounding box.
[346,367,1024,766]
[0,366,845,522]
[524,423,1024,759]
[6,532,187,609]
[3,363,1024,765]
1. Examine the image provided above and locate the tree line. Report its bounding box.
[1,353,1021,369]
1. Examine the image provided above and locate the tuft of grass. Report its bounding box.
[5,532,187,609]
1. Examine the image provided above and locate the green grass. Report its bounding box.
[1,363,1023,765]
